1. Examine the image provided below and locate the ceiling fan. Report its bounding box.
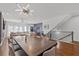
[15,3,34,16]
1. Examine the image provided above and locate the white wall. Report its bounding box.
[42,14,71,34]
[42,14,79,42]
[57,16,79,41]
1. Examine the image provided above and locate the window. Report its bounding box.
[6,23,32,36]
[19,26,23,32]
[14,26,18,32]
[24,26,27,32]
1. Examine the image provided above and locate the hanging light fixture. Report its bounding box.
[15,3,34,16]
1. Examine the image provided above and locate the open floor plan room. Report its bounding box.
[0,3,79,56]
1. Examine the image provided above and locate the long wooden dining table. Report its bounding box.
[13,35,57,56]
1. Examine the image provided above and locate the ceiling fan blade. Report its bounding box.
[19,11,27,16]
[24,4,30,9]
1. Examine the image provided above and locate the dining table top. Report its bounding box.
[13,35,57,56]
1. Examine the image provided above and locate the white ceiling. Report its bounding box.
[1,3,79,23]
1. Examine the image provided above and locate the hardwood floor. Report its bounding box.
[72,41,79,45]
[55,41,79,56]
